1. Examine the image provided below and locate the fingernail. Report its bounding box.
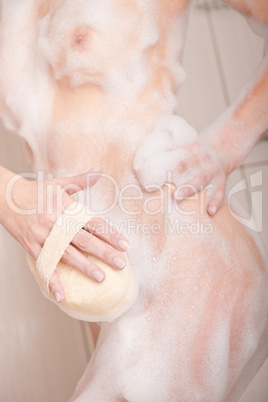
[175,190,184,200]
[143,184,151,191]
[208,205,217,216]
[92,270,105,282]
[118,240,129,251]
[90,166,102,173]
[113,257,125,270]
[54,292,62,303]
[144,184,157,192]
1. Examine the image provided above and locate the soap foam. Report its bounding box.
[133,114,198,189]
[0,0,187,171]
[38,0,160,94]
[0,2,268,402]
[70,220,268,402]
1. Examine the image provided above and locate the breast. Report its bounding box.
[38,0,161,89]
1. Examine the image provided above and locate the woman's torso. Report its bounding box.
[1,2,268,400]
[0,0,189,174]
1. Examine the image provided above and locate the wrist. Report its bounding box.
[198,134,234,178]
[200,123,242,177]
[0,167,19,226]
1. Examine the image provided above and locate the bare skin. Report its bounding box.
[168,0,268,213]
[0,0,267,400]
[0,166,130,302]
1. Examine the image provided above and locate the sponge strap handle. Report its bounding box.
[35,202,95,294]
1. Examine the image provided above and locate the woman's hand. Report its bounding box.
[133,114,228,216]
[171,139,227,216]
[1,167,129,303]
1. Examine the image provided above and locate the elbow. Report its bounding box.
[221,0,268,27]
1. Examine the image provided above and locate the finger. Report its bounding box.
[84,217,130,252]
[54,166,102,195]
[29,244,65,303]
[72,229,126,270]
[26,241,43,261]
[44,189,75,218]
[62,244,106,283]
[142,182,162,193]
[49,270,65,303]
[207,176,226,216]
[173,170,213,201]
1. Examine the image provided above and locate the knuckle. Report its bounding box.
[178,161,187,173]
[83,264,92,277]
[86,217,102,232]
[202,153,210,164]
[77,232,91,249]
[62,246,72,263]
[106,231,114,243]
[110,232,120,243]
[37,210,54,226]
[183,187,192,197]
[203,170,212,182]
[102,250,113,262]
[70,175,84,192]
[39,213,55,226]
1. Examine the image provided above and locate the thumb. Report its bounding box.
[54,166,102,195]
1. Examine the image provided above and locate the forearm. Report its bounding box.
[201,55,268,175]
[222,0,268,25]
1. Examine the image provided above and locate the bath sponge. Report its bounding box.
[27,203,138,322]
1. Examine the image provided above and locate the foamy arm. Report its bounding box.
[201,53,268,175]
[134,14,268,216]
[201,2,268,174]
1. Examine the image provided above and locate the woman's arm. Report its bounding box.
[170,0,268,215]
[202,0,268,173]
[201,54,268,175]
[171,55,268,215]
[0,165,129,302]
[221,0,268,24]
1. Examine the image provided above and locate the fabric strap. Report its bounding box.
[35,202,95,294]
